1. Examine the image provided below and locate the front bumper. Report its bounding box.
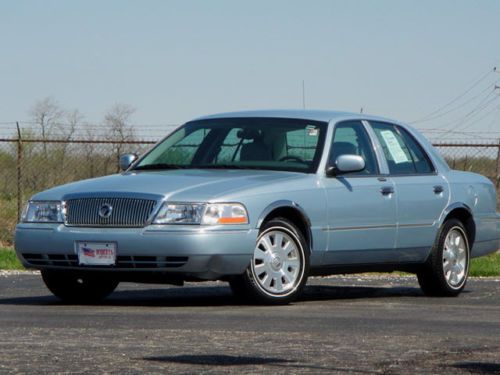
[15,223,258,280]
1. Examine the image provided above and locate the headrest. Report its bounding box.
[237,128,263,140]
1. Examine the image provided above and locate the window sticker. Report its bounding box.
[380,130,409,164]
[306,125,318,136]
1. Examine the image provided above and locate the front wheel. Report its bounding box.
[417,218,470,296]
[41,270,119,303]
[229,217,309,304]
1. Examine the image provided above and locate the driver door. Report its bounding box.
[322,121,398,265]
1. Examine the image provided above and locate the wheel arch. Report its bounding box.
[440,203,476,246]
[256,200,313,252]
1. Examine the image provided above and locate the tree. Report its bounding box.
[56,109,83,182]
[104,103,136,142]
[103,103,136,172]
[29,97,64,157]
[26,98,84,188]
[65,109,82,140]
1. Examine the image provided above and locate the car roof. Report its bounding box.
[193,109,401,124]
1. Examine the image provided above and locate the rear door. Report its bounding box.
[369,122,449,262]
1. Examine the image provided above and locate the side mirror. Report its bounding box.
[326,154,365,176]
[119,153,138,171]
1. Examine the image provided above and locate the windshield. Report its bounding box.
[134,117,327,173]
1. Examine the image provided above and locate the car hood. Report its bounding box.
[32,169,309,201]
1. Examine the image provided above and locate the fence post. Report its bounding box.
[496,138,500,189]
[16,122,23,222]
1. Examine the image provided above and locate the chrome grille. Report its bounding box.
[65,197,158,227]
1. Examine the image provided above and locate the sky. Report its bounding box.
[0,0,499,140]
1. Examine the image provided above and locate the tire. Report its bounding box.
[229,217,309,304]
[228,275,247,299]
[41,270,119,303]
[417,218,470,297]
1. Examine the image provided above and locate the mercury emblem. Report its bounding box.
[98,203,113,219]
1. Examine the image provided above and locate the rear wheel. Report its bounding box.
[229,217,309,304]
[41,270,119,303]
[417,218,470,296]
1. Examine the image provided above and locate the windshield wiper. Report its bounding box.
[133,164,191,171]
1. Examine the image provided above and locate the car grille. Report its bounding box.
[21,253,188,269]
[64,197,158,227]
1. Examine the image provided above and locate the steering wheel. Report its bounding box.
[279,155,306,163]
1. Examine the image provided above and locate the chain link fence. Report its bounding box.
[0,135,156,246]
[433,142,500,185]
[0,132,499,246]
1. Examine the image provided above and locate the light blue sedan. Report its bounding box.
[15,110,500,304]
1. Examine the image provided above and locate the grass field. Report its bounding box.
[469,252,500,277]
[0,247,499,276]
[0,248,23,270]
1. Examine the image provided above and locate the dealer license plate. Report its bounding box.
[76,242,116,266]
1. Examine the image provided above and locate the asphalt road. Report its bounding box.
[0,273,499,374]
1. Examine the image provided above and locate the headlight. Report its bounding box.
[152,202,248,225]
[201,203,248,225]
[21,201,65,223]
[153,203,205,224]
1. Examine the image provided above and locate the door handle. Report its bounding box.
[433,185,444,194]
[380,186,394,195]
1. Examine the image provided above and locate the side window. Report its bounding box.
[330,121,378,175]
[370,122,434,175]
[397,128,434,173]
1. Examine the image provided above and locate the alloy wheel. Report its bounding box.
[251,228,303,296]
